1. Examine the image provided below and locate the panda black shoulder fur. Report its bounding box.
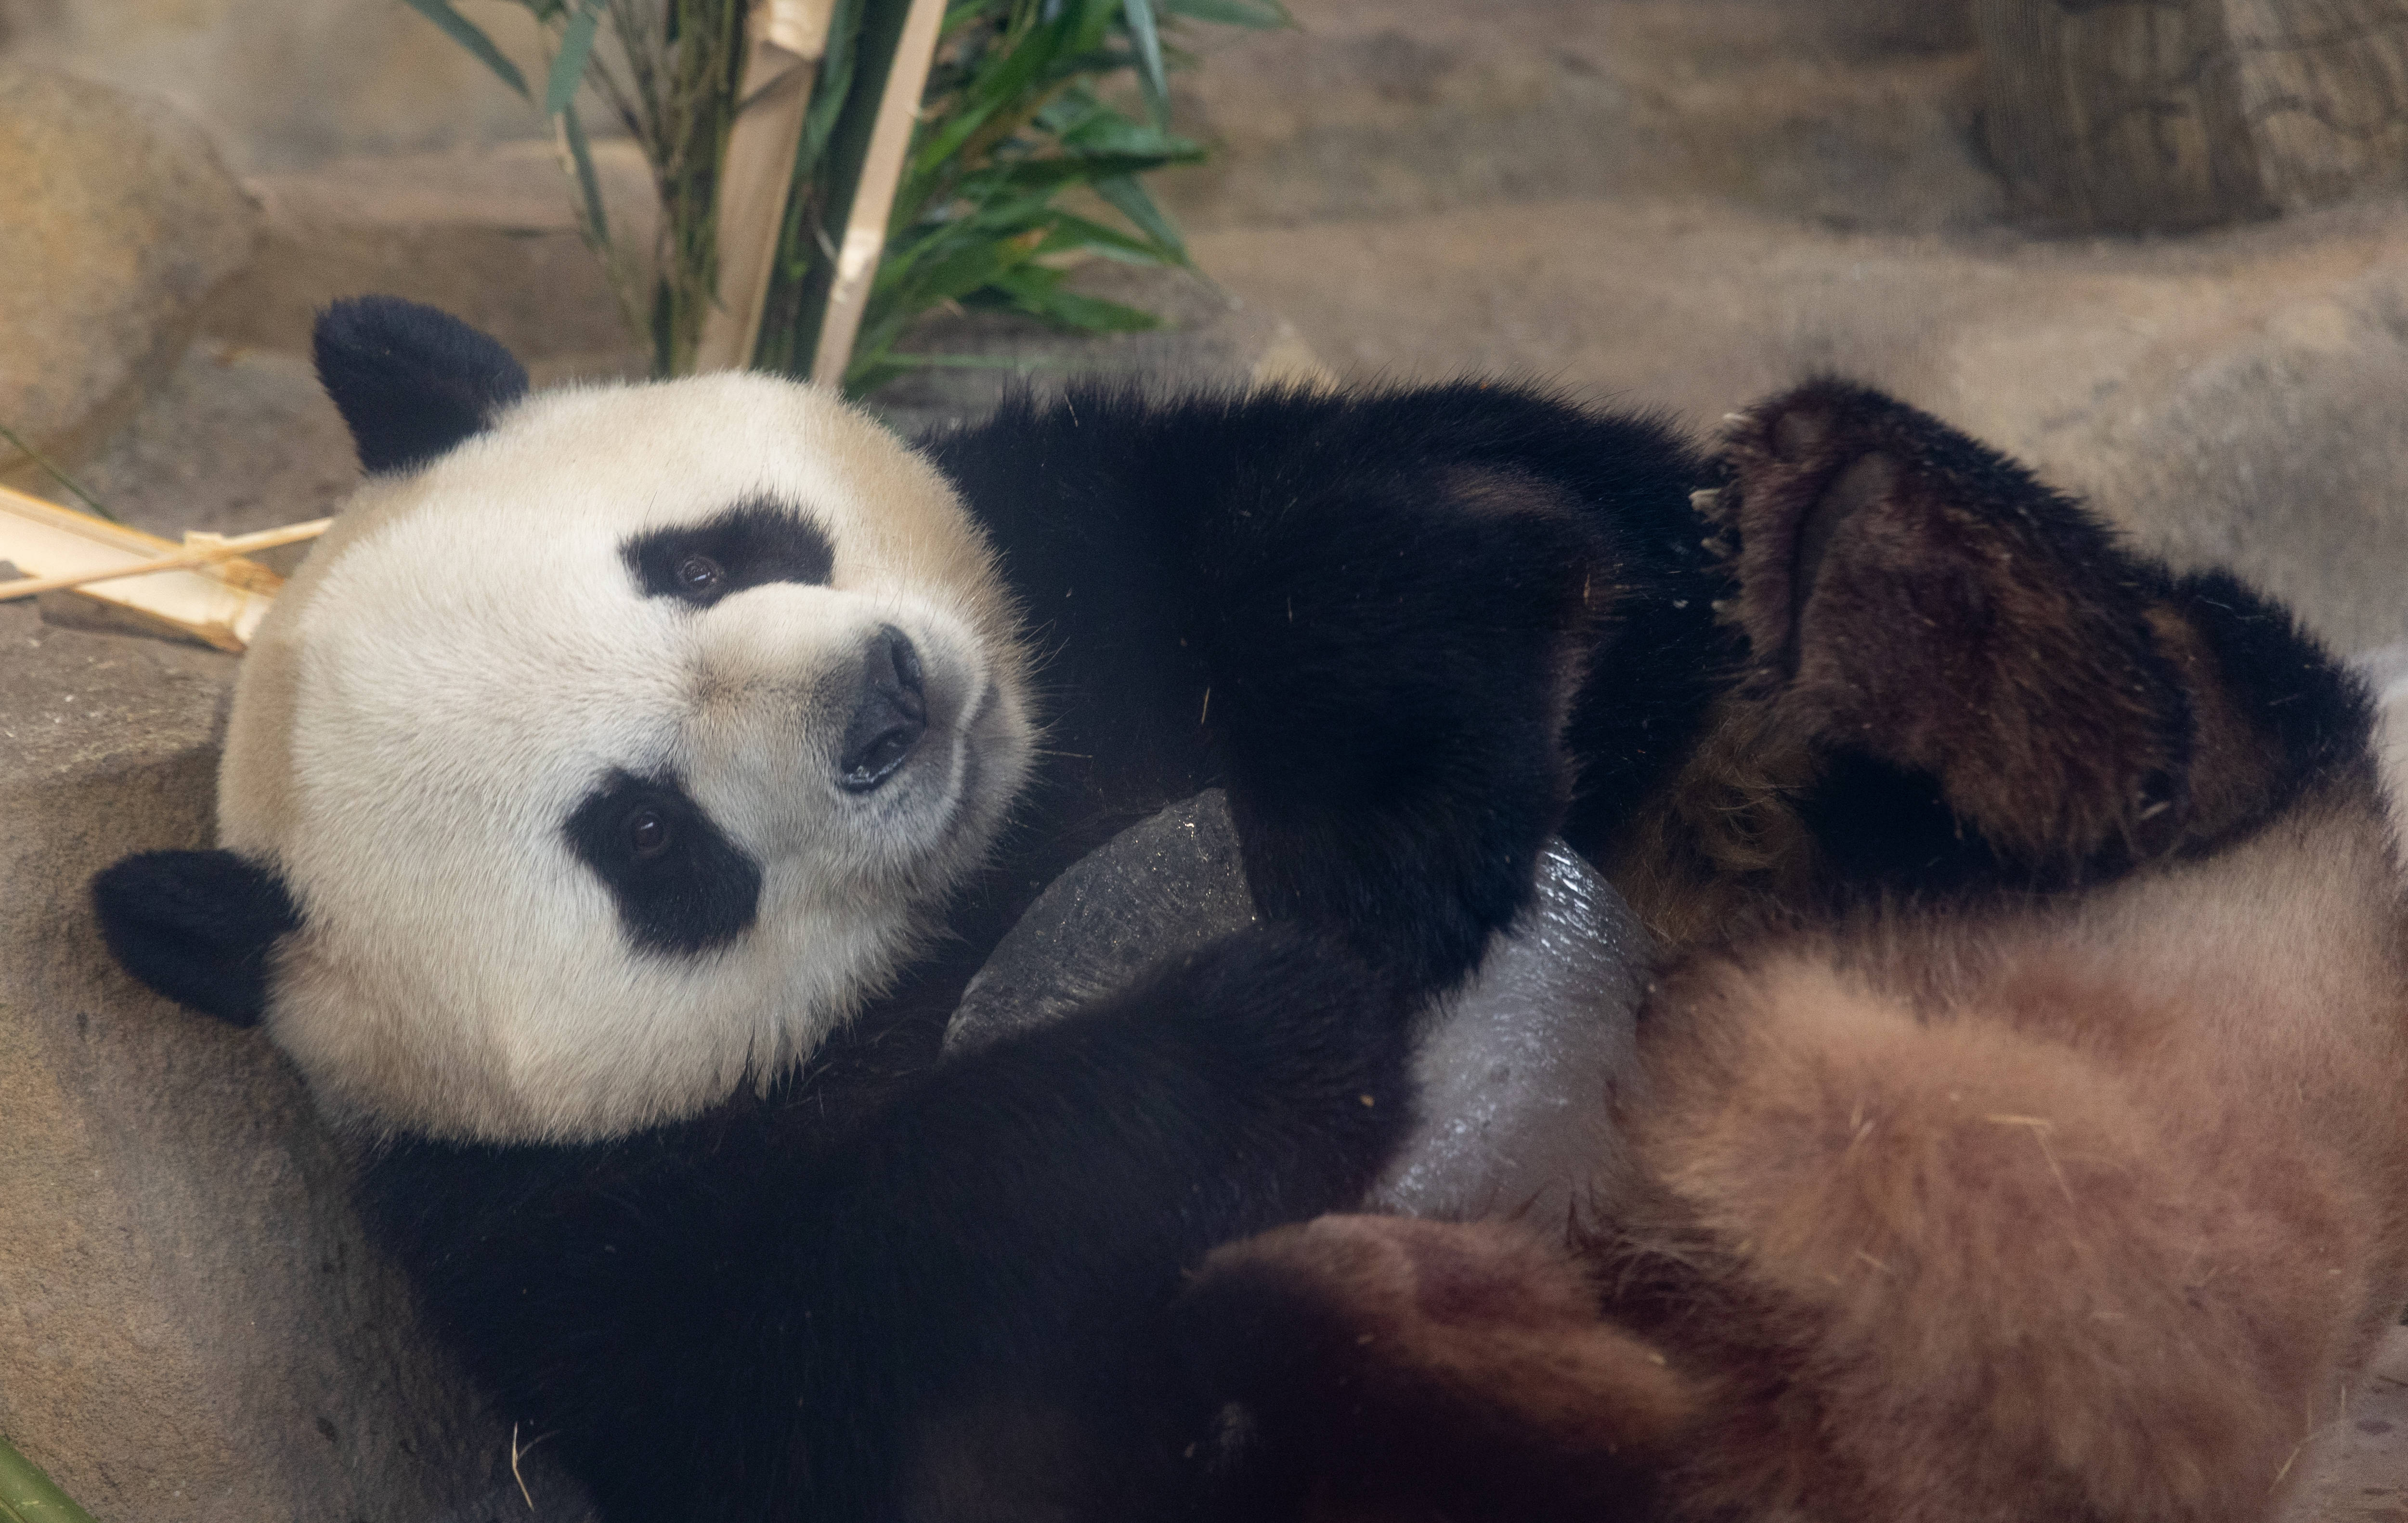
[91,297,1722,1521]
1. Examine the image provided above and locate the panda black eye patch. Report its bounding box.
[564,770,761,957]
[622,499,836,606]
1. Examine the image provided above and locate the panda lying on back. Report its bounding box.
[91,298,1722,1520]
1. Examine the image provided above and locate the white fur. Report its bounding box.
[219,374,1034,1143]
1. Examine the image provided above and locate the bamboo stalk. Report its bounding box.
[0,484,291,652]
[696,0,841,372]
[0,519,330,602]
[809,0,949,389]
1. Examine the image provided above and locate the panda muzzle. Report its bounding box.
[838,625,929,792]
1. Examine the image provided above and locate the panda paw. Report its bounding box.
[1704,379,2193,877]
[1116,929,1419,1185]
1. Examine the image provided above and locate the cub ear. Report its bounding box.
[313,295,529,475]
[90,850,302,1027]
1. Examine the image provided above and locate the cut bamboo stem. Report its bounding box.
[0,518,330,602]
[696,0,840,372]
[0,484,292,652]
[809,0,949,390]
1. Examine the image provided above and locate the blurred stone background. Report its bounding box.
[4,0,2408,1519]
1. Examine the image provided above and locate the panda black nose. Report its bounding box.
[838,625,928,793]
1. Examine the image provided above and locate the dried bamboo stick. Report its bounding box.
[0,518,330,602]
[0,483,291,652]
[809,0,949,389]
[695,0,840,372]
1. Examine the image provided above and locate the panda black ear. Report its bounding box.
[313,296,530,475]
[91,850,302,1027]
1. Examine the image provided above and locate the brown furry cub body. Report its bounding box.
[1175,383,2408,1523]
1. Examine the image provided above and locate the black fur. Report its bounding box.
[2166,565,2375,810]
[562,769,764,957]
[918,382,1722,999]
[313,296,529,474]
[90,849,300,1025]
[621,498,836,604]
[363,930,1413,1522]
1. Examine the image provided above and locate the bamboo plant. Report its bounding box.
[402,0,1286,392]
[0,1434,100,1523]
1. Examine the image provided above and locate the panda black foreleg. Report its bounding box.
[835,926,1417,1519]
[1183,454,1633,995]
[926,384,1720,992]
[364,928,1413,1523]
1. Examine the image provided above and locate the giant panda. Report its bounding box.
[1166,382,2408,1523]
[88,297,1727,1522]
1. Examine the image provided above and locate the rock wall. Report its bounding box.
[0,66,256,491]
[0,0,545,171]
[1977,0,2408,232]
[0,601,598,1522]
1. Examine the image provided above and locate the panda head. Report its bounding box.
[93,298,1035,1144]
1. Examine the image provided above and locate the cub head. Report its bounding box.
[93,297,1035,1143]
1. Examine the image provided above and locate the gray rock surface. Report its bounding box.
[0,66,258,493]
[948,791,1654,1227]
[0,0,551,172]
[867,263,1334,437]
[74,339,357,570]
[0,601,593,1523]
[948,792,1262,1049]
[1153,0,1997,236]
[206,140,656,368]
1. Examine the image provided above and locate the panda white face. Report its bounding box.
[216,371,1034,1143]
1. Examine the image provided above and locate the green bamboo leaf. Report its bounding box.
[897,235,1042,309]
[1066,0,1122,54]
[0,418,116,521]
[987,265,1161,331]
[560,102,611,245]
[1160,0,1289,27]
[1032,82,1107,134]
[1031,209,1174,262]
[1092,172,1186,260]
[911,18,1064,178]
[1045,44,1145,83]
[1120,0,1171,126]
[984,152,1193,191]
[545,0,606,117]
[1055,105,1198,157]
[795,0,868,174]
[0,1435,100,1523]
[400,0,533,100]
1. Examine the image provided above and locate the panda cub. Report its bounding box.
[91,298,1721,1521]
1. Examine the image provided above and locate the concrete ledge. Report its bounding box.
[0,601,589,1522]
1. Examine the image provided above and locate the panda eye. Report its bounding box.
[676,555,724,595]
[628,807,672,860]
